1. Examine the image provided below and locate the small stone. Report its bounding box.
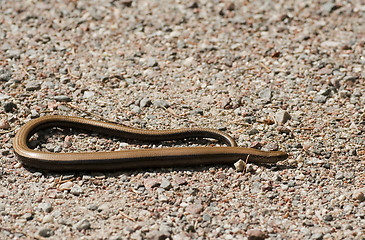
[321,41,341,48]
[131,105,141,113]
[248,128,259,135]
[0,203,6,211]
[183,57,196,67]
[247,229,266,240]
[202,213,211,222]
[160,178,172,190]
[140,97,152,107]
[344,75,358,82]
[153,99,170,108]
[6,49,21,59]
[143,178,160,189]
[234,159,245,172]
[185,224,195,232]
[87,204,99,211]
[246,164,256,173]
[0,68,12,82]
[74,219,91,230]
[259,88,272,102]
[321,2,340,14]
[187,1,198,9]
[318,88,332,96]
[158,194,169,202]
[352,189,365,202]
[121,0,133,7]
[37,228,54,238]
[110,235,123,240]
[311,233,323,240]
[39,203,53,213]
[26,81,41,91]
[0,119,11,129]
[145,229,170,240]
[192,108,203,115]
[30,109,39,118]
[4,101,17,112]
[70,185,83,196]
[313,95,327,103]
[63,135,73,148]
[261,143,279,151]
[174,176,187,185]
[83,91,95,99]
[0,93,10,101]
[42,214,54,223]
[146,57,158,67]
[226,2,235,11]
[276,126,291,134]
[323,214,333,221]
[185,204,203,215]
[23,212,33,220]
[59,181,73,191]
[275,110,291,124]
[335,172,344,180]
[54,95,72,102]
[339,90,351,98]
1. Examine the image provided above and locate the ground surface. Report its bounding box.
[0,0,364,239]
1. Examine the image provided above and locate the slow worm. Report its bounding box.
[13,115,288,171]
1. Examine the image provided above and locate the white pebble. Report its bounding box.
[59,182,73,191]
[234,159,245,172]
[42,215,54,223]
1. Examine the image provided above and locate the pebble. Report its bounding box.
[3,101,17,112]
[74,219,91,230]
[54,95,72,102]
[39,203,53,213]
[248,128,259,135]
[185,204,204,215]
[59,181,74,191]
[87,204,99,211]
[173,176,187,185]
[247,229,266,240]
[0,119,11,129]
[25,81,41,91]
[261,143,279,151]
[321,2,339,14]
[37,228,55,238]
[23,212,33,221]
[275,110,291,124]
[160,178,172,190]
[140,97,152,107]
[42,214,54,223]
[143,178,160,189]
[146,57,158,67]
[182,57,196,67]
[0,68,12,82]
[323,214,333,222]
[0,93,10,101]
[0,203,5,211]
[234,159,245,172]
[70,185,83,196]
[259,88,272,103]
[83,91,95,99]
[311,233,324,240]
[313,95,327,103]
[145,229,170,240]
[352,189,365,202]
[153,99,170,108]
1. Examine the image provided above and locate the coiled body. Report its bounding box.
[13,115,288,171]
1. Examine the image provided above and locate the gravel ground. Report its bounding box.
[1,0,365,239]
